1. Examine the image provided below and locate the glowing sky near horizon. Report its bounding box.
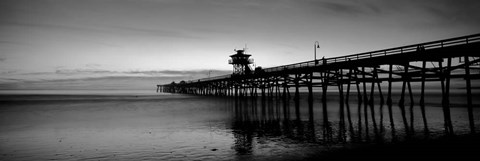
[1,0,480,89]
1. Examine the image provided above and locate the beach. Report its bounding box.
[0,90,479,160]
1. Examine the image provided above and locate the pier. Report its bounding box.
[158,34,480,136]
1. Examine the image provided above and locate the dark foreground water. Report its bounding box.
[0,90,479,160]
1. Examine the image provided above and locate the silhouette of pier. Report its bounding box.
[158,33,480,135]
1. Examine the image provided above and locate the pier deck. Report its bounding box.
[158,33,480,134]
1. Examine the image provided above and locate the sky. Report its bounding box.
[1,0,479,90]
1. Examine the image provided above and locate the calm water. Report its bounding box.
[0,90,479,160]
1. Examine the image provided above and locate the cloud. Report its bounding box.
[0,67,232,90]
[107,25,202,40]
[421,0,480,26]
[1,20,104,34]
[296,0,383,17]
[1,20,200,49]
[54,68,113,75]
[0,71,232,90]
[0,76,167,90]
[318,1,365,15]
[49,66,231,78]
[0,40,23,46]
[125,70,231,77]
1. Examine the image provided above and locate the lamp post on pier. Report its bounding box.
[314,41,320,65]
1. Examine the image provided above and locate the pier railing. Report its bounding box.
[263,33,480,72]
[189,75,231,83]
[183,33,480,83]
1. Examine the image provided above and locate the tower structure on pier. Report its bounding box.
[229,49,254,75]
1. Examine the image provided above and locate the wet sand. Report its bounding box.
[315,133,480,160]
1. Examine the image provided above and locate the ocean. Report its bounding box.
[0,90,479,160]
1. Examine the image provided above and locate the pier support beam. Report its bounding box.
[346,68,352,103]
[354,68,363,138]
[322,71,332,141]
[464,56,475,133]
[420,59,429,133]
[440,58,454,135]
[338,69,346,141]
[369,67,379,138]
[308,73,314,104]
[399,63,408,106]
[361,67,369,140]
[387,64,393,106]
[294,75,300,102]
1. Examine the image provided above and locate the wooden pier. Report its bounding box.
[158,33,480,135]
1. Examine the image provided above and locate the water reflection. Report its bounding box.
[227,92,479,156]
[230,96,319,155]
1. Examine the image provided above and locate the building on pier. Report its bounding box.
[229,49,254,75]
